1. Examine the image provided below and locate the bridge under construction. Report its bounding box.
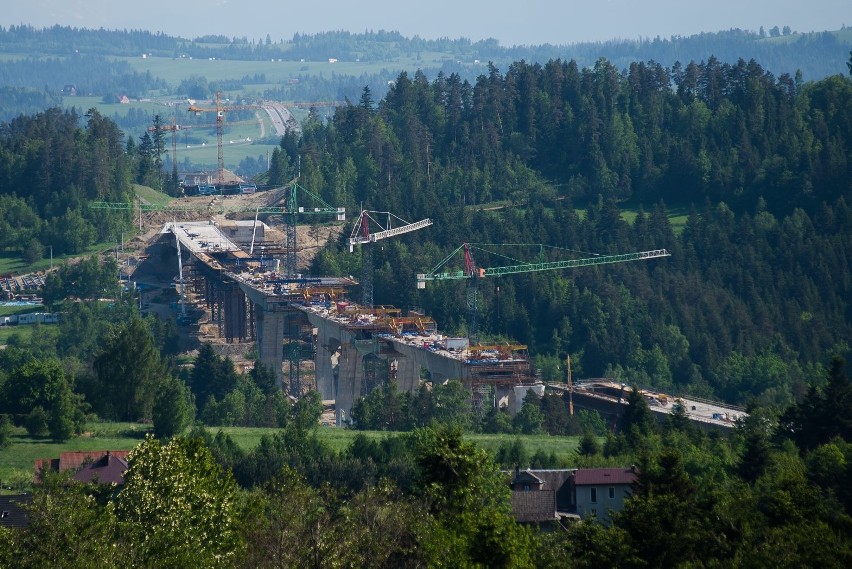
[138,221,538,421]
[132,219,740,428]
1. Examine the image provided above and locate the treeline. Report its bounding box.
[0,108,133,259]
[0,25,180,57]
[350,379,608,440]
[3,24,849,81]
[287,59,852,406]
[2,360,851,567]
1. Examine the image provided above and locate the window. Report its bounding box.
[523,483,530,491]
[609,487,615,499]
[590,487,597,503]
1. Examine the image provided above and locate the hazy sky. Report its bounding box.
[2,0,850,46]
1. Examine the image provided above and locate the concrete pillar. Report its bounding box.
[223,287,247,343]
[395,355,422,391]
[335,341,365,417]
[255,305,285,385]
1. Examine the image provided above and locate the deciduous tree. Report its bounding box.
[116,435,243,566]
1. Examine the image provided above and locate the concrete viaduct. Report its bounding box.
[151,222,534,420]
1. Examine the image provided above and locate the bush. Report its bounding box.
[25,406,49,437]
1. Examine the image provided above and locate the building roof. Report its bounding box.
[35,450,131,482]
[0,495,32,528]
[573,467,637,486]
[72,453,129,485]
[532,469,574,493]
[510,490,557,523]
[511,469,544,486]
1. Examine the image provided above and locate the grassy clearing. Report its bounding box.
[133,184,172,207]
[0,422,148,492]
[118,55,433,88]
[0,239,133,276]
[0,305,42,317]
[0,421,581,492]
[0,326,34,345]
[475,201,689,236]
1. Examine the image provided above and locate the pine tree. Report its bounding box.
[577,430,601,457]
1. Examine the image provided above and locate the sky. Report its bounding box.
[1,0,850,46]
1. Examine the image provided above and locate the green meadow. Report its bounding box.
[0,421,582,493]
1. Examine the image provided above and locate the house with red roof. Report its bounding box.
[34,450,130,486]
[571,466,637,523]
[508,466,637,525]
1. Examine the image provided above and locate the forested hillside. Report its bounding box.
[0,108,132,260]
[281,58,852,406]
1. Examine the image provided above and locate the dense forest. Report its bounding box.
[2,361,852,567]
[272,56,852,406]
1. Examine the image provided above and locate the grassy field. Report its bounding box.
[0,239,125,276]
[133,184,173,207]
[0,304,42,317]
[474,200,691,237]
[118,54,436,89]
[0,421,581,492]
[0,326,34,345]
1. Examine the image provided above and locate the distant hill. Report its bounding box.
[0,24,849,81]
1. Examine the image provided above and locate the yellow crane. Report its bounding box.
[188,92,264,184]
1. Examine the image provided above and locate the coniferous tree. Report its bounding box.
[93,317,166,421]
[577,430,601,457]
[152,376,195,438]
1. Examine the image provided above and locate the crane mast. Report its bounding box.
[188,92,263,184]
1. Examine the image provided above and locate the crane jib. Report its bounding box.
[416,249,670,284]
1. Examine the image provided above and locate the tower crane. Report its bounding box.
[349,210,433,308]
[417,243,670,341]
[188,92,264,184]
[147,117,261,184]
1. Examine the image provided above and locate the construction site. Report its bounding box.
[100,178,749,430]
[124,194,543,423]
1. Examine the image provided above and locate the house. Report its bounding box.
[35,450,130,485]
[0,495,31,529]
[571,467,637,523]
[61,84,78,96]
[508,468,575,525]
[181,172,215,187]
[72,453,129,485]
[508,466,637,525]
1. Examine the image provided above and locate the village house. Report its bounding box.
[508,466,638,525]
[35,450,130,486]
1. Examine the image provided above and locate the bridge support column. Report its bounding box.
[255,305,285,386]
[223,287,247,343]
[335,341,365,420]
[394,356,423,391]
